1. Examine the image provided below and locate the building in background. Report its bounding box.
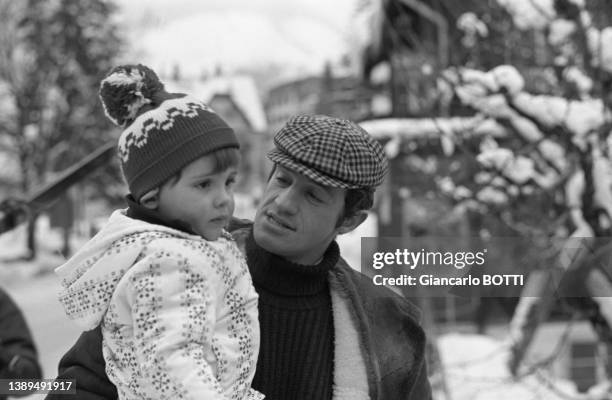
[265,63,377,135]
[168,74,269,198]
[265,76,323,133]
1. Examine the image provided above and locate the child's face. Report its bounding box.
[157,154,237,240]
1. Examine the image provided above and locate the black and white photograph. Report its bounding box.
[1,0,612,399]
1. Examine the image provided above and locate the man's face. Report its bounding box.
[157,155,236,240]
[254,165,346,265]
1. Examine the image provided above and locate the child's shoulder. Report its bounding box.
[142,230,238,259]
[112,232,247,294]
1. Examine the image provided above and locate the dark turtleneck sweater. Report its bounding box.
[245,231,338,400]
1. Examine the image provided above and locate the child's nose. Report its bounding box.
[214,187,231,208]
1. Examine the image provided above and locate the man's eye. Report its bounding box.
[308,192,322,203]
[276,176,289,186]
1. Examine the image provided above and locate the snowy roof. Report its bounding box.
[168,76,267,132]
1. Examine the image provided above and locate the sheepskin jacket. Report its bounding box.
[231,225,431,400]
[55,210,261,400]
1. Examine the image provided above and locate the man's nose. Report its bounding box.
[274,187,298,215]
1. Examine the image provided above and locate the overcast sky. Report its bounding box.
[115,0,361,78]
[118,0,356,28]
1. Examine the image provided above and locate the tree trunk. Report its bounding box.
[25,213,38,260]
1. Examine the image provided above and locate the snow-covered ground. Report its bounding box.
[0,217,76,282]
[437,332,607,400]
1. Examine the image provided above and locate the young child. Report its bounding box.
[55,64,263,400]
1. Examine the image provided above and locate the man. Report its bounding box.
[47,115,431,400]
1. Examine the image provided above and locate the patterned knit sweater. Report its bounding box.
[55,210,262,400]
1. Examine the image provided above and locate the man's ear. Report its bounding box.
[139,189,159,210]
[337,211,368,235]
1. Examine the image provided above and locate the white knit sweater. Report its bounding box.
[56,210,262,400]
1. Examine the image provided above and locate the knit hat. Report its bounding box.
[267,114,389,189]
[99,64,239,200]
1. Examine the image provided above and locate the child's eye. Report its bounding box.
[226,176,236,187]
[197,181,210,189]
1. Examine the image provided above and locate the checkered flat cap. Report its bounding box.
[267,114,389,188]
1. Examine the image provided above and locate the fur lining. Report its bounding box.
[330,275,371,400]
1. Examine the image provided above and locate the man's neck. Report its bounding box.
[245,230,339,296]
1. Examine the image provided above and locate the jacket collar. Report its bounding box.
[329,271,371,400]
[125,194,196,235]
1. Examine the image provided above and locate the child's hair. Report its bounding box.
[167,147,240,186]
[98,64,240,201]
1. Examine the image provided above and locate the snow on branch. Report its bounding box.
[406,0,612,390]
[437,63,612,240]
[360,116,507,142]
[497,0,612,73]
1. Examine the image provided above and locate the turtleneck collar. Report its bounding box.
[245,230,339,297]
[125,194,196,235]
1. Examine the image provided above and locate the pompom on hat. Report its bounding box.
[99,64,239,200]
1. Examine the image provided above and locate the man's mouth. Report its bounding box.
[265,211,295,231]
